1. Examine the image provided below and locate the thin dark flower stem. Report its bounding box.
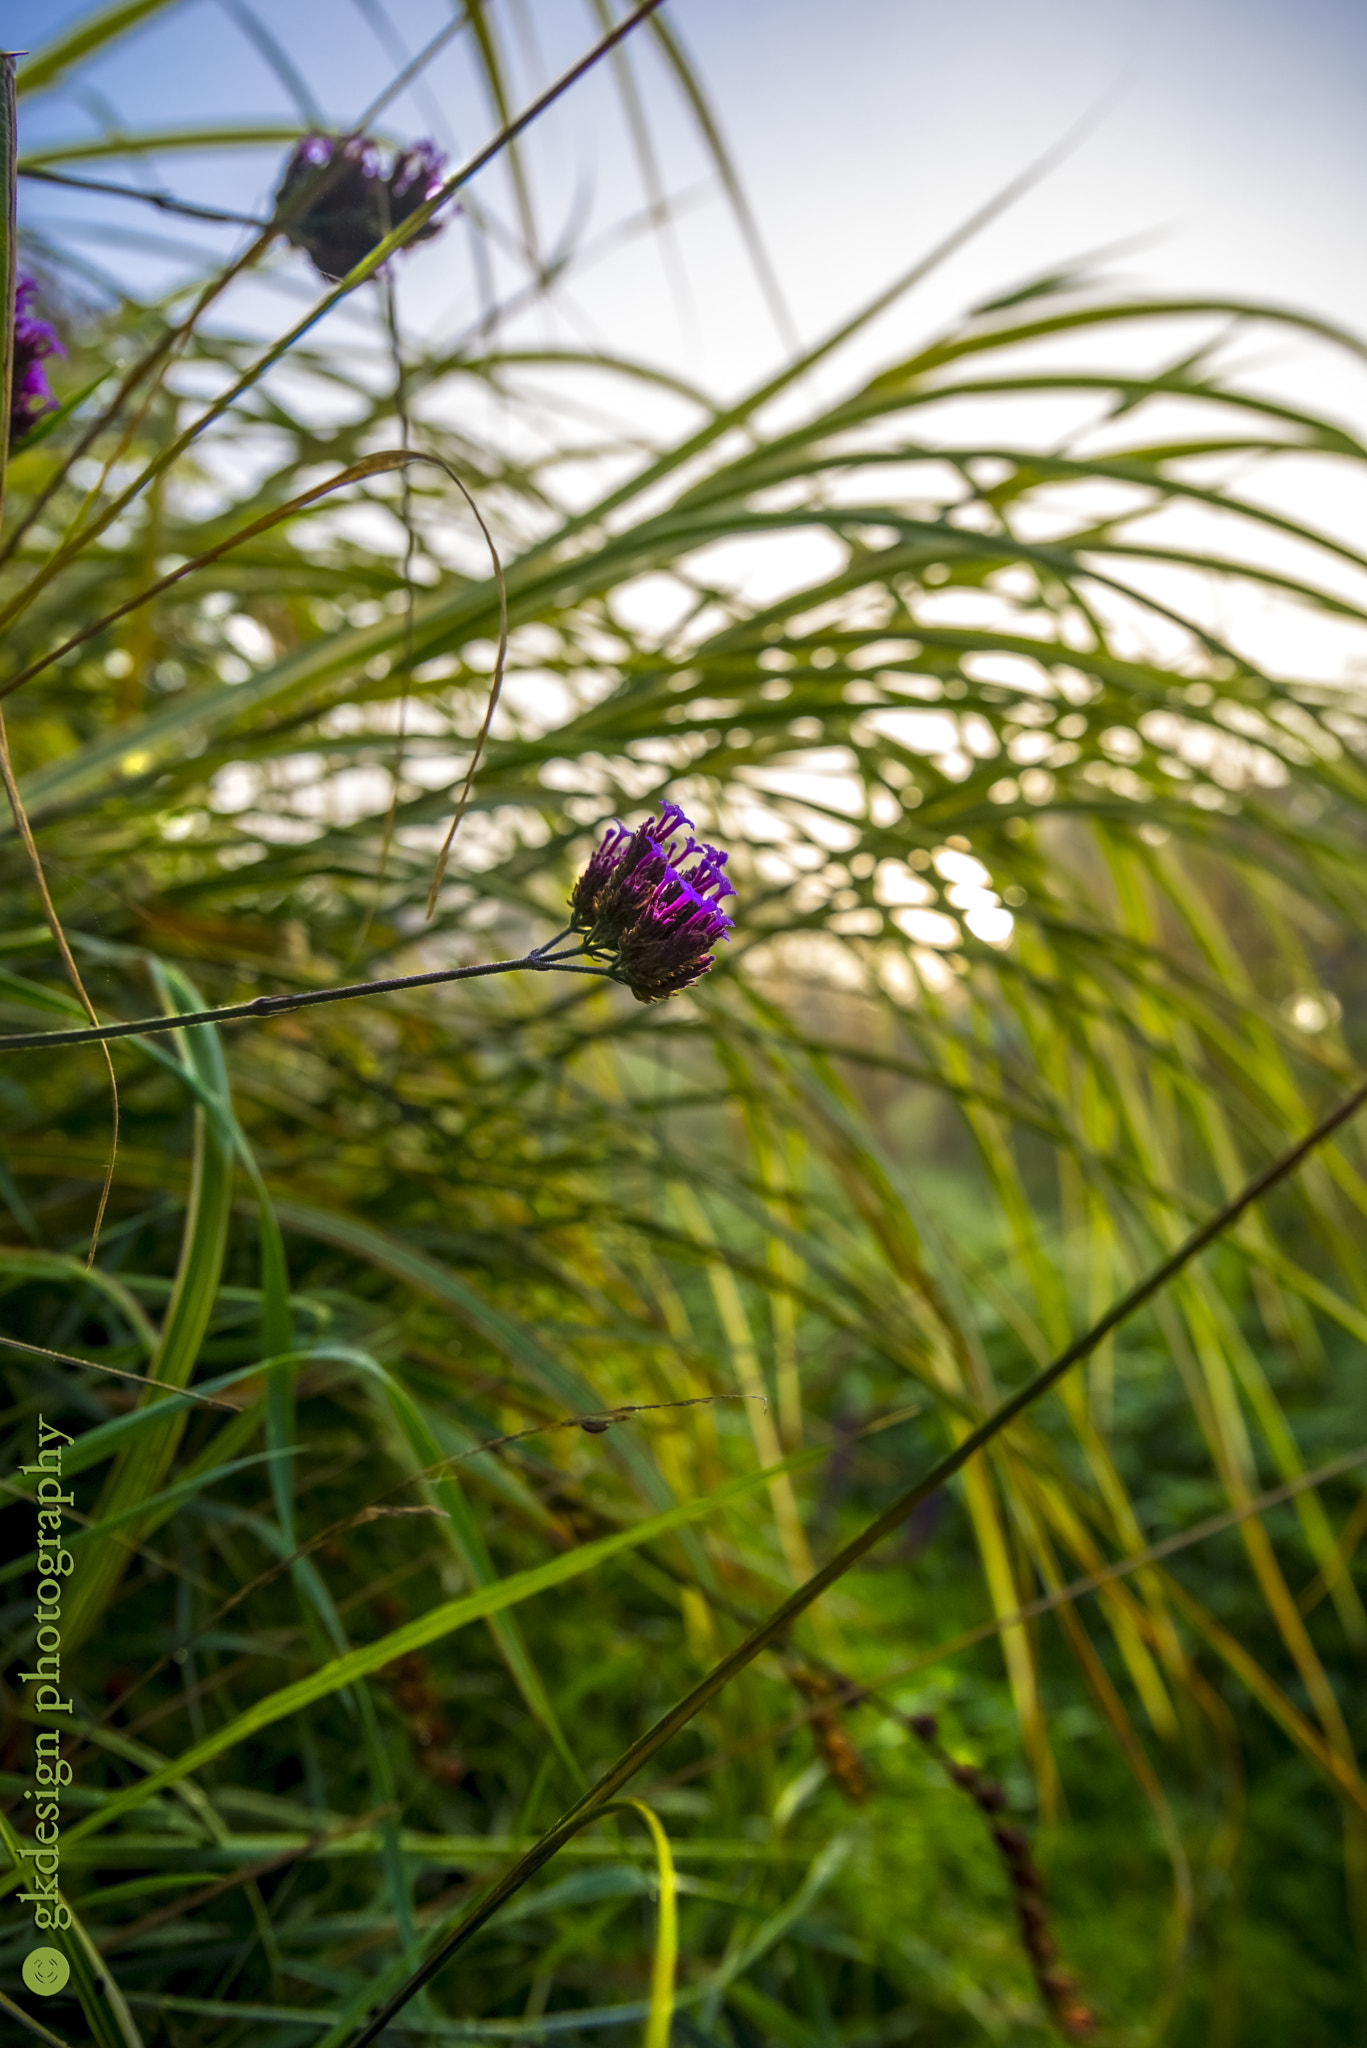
[0,950,614,1052]
[344,1065,1367,2048]
[0,1331,239,1409]
[17,164,270,226]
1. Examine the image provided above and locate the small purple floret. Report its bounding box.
[275,133,448,282]
[10,276,64,448]
[570,801,735,1003]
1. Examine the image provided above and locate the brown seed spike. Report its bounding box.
[992,1823,1031,1860]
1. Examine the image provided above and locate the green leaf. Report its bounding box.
[58,976,235,1653]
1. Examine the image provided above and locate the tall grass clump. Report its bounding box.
[3,6,1367,2045]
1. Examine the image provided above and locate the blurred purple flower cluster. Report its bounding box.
[10,276,64,447]
[274,133,447,282]
[570,802,735,1003]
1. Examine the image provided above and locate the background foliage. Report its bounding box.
[4,5,1367,2044]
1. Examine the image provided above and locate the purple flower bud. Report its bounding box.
[274,133,449,282]
[9,276,65,448]
[569,802,736,1003]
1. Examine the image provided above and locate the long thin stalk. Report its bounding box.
[17,162,269,224]
[344,1065,1367,2048]
[0,949,613,1052]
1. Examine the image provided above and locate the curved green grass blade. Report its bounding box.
[617,1800,678,2048]
[17,0,193,99]
[59,981,235,1653]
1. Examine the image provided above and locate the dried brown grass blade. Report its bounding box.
[423,469,508,919]
[0,708,117,1260]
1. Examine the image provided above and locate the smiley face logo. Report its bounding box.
[23,1946,71,1996]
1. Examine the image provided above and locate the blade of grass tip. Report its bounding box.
[1301,1488,1367,1618]
[699,1837,850,2020]
[341,1068,1367,2048]
[0,1236,160,1354]
[1157,1570,1367,1819]
[616,1801,678,2048]
[423,466,508,918]
[346,0,452,145]
[310,1794,682,2048]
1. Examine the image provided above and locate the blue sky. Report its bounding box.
[11,0,1367,397]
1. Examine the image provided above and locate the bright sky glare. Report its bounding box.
[11,0,1367,388]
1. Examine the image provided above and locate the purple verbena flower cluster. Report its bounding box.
[570,802,735,1003]
[274,134,448,282]
[10,277,64,448]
